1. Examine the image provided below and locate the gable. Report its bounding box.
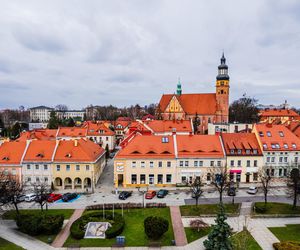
[165,95,184,113]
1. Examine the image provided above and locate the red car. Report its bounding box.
[47,193,62,202]
[145,190,156,199]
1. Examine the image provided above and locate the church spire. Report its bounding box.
[217,52,229,81]
[177,77,182,95]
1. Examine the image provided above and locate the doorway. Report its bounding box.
[246,174,250,183]
[118,174,124,186]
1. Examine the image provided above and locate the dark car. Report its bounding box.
[157,189,168,198]
[118,191,132,200]
[227,187,236,196]
[62,193,78,202]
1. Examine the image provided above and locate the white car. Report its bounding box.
[247,186,258,195]
[25,193,36,202]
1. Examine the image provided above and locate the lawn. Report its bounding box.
[180,203,240,216]
[0,237,24,250]
[231,230,262,250]
[253,202,300,215]
[2,209,74,220]
[184,227,211,243]
[64,208,174,247]
[269,224,300,242]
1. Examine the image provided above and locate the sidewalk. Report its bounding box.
[51,208,85,247]
[170,206,187,246]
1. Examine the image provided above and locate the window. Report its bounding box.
[275,144,280,149]
[266,131,272,137]
[247,160,250,167]
[254,160,257,167]
[279,157,283,163]
[36,177,40,182]
[210,161,214,167]
[181,176,187,183]
[230,149,235,154]
[180,161,183,167]
[199,161,203,167]
[86,165,90,171]
[66,165,70,171]
[284,143,288,149]
[132,161,136,168]
[194,161,198,167]
[166,174,172,183]
[246,149,250,154]
[44,177,48,182]
[279,131,284,137]
[292,143,297,149]
[167,161,171,167]
[131,174,137,184]
[27,164,31,170]
[217,161,221,167]
[259,131,264,137]
[279,169,282,176]
[271,157,275,163]
[27,177,31,182]
[238,160,241,167]
[158,174,163,184]
[236,173,241,182]
[35,164,39,170]
[230,160,234,167]
[158,161,162,168]
[44,165,48,170]
[295,157,298,163]
[185,161,189,167]
[140,174,146,184]
[141,161,145,168]
[267,157,270,163]
[253,149,258,154]
[271,169,275,176]
[76,165,80,171]
[150,161,154,168]
[271,144,276,149]
[284,168,287,176]
[56,165,60,171]
[284,157,288,163]
[263,144,267,149]
[207,173,211,181]
[237,149,242,154]
[106,137,108,141]
[253,173,258,181]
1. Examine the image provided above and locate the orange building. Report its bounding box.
[158,54,230,133]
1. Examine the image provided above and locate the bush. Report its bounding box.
[16,213,64,236]
[255,204,267,213]
[273,241,300,250]
[70,211,125,240]
[144,216,169,240]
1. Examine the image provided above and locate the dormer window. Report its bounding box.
[271,144,276,149]
[65,153,72,158]
[279,131,284,137]
[246,149,250,154]
[263,144,267,149]
[292,143,297,149]
[284,143,288,149]
[259,131,264,137]
[162,137,169,143]
[2,156,9,161]
[36,153,44,158]
[253,149,258,154]
[275,144,280,149]
[237,149,242,154]
[266,131,272,137]
[230,149,235,154]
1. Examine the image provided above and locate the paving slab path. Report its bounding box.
[51,208,84,248]
[169,206,187,246]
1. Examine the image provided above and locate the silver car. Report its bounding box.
[247,186,258,195]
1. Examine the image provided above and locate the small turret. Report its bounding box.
[177,78,182,95]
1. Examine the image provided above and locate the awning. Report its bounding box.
[230,170,242,174]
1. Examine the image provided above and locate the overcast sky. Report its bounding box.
[0,0,300,110]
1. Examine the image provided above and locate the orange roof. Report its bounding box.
[176,135,224,158]
[221,133,263,156]
[113,120,131,130]
[54,139,104,162]
[287,121,300,138]
[84,121,115,136]
[159,93,217,115]
[0,141,27,165]
[18,129,57,141]
[23,140,56,162]
[254,124,300,151]
[57,127,87,137]
[116,135,175,159]
[259,109,299,117]
[144,120,193,133]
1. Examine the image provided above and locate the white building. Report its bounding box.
[29,106,54,122]
[56,110,85,121]
[208,123,253,135]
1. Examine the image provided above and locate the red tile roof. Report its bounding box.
[57,127,87,137]
[18,129,57,141]
[254,124,300,151]
[259,109,299,117]
[0,141,27,165]
[221,133,263,156]
[159,93,217,115]
[23,140,56,162]
[144,120,193,133]
[84,121,115,136]
[54,139,104,162]
[176,135,224,158]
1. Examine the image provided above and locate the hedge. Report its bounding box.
[70,211,125,239]
[273,241,300,250]
[144,216,169,240]
[16,213,64,236]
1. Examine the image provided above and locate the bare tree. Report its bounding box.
[288,168,300,209]
[0,172,24,214]
[258,167,272,205]
[191,178,203,207]
[55,104,68,111]
[189,219,208,232]
[210,164,229,203]
[32,181,51,211]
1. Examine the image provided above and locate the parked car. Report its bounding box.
[157,189,168,198]
[227,187,236,196]
[25,193,36,202]
[145,190,156,199]
[247,186,258,195]
[62,193,77,202]
[16,195,26,203]
[47,193,62,202]
[118,191,132,200]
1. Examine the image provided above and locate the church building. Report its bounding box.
[158,54,230,133]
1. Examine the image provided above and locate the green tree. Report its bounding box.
[66,117,75,127]
[229,94,259,123]
[144,216,169,240]
[48,111,60,129]
[204,204,232,250]
[289,168,300,209]
[11,122,21,139]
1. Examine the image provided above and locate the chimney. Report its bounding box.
[172,128,176,135]
[74,139,78,147]
[189,131,193,136]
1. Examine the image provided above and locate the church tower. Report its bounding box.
[216,53,230,123]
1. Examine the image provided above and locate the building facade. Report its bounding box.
[29,106,54,122]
